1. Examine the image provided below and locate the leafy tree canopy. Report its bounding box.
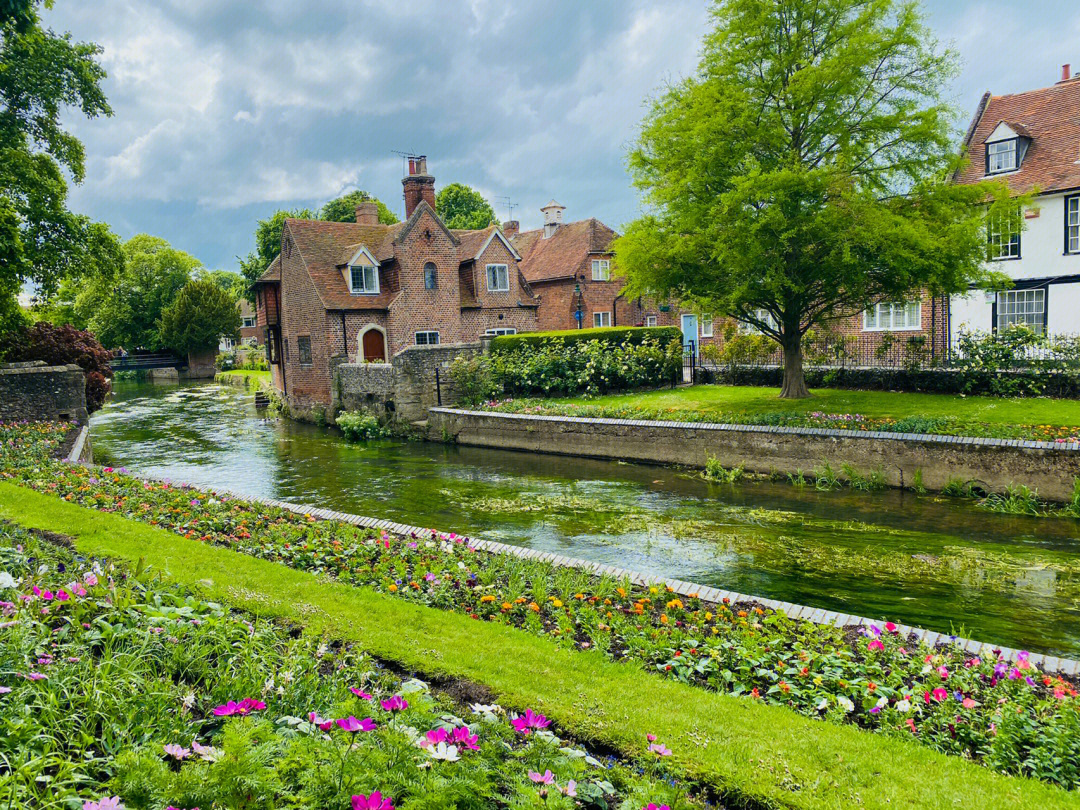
[321,190,398,225]
[615,0,1012,398]
[196,268,246,300]
[78,234,200,351]
[159,278,240,356]
[0,0,122,330]
[435,183,496,230]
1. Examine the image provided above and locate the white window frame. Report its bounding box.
[484,327,517,336]
[987,209,1021,261]
[1067,195,1080,255]
[997,289,1045,334]
[415,330,440,346]
[863,302,922,332]
[349,265,379,295]
[486,264,509,292]
[591,259,611,281]
[593,311,611,328]
[645,315,658,327]
[700,315,714,338]
[987,139,1018,174]
[739,308,778,334]
[241,316,256,329]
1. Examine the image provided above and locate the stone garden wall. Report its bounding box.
[0,362,88,426]
[427,407,1080,501]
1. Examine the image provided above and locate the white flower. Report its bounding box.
[316,642,329,658]
[280,670,294,684]
[815,697,829,711]
[426,742,460,761]
[181,693,196,711]
[263,676,275,693]
[0,571,17,589]
[837,696,855,713]
[896,699,911,713]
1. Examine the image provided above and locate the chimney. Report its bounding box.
[502,220,519,237]
[540,200,565,239]
[355,200,379,225]
[402,155,436,218]
[1062,64,1072,82]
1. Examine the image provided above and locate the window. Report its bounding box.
[484,327,517,336]
[739,308,777,334]
[221,337,235,351]
[423,262,438,289]
[297,335,312,365]
[593,311,611,328]
[1067,196,1080,254]
[701,315,714,338]
[242,316,256,329]
[997,289,1045,334]
[591,259,611,281]
[349,265,379,294]
[987,209,1021,260]
[645,315,658,327]
[415,330,440,345]
[863,302,921,331]
[486,264,509,291]
[986,139,1018,174]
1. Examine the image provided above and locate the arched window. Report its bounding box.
[423,262,437,290]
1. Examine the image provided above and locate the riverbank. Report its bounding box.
[3,485,1079,807]
[214,368,270,390]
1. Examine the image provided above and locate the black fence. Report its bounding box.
[109,352,183,371]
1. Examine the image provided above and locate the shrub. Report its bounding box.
[490,324,681,351]
[336,410,386,441]
[447,354,500,406]
[1,322,113,412]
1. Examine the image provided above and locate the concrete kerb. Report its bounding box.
[102,468,1080,676]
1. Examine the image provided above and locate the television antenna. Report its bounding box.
[495,195,518,222]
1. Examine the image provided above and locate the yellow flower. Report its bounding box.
[480,595,496,603]
[660,614,669,624]
[649,586,658,595]
[666,599,683,610]
[813,676,823,686]
[388,584,398,593]
[501,602,512,611]
[704,611,713,621]
[616,587,627,598]
[529,602,540,612]
[551,599,563,608]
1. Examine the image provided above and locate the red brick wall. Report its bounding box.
[461,307,539,339]
[279,225,334,413]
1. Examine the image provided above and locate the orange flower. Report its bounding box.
[388,584,398,593]
[529,602,540,612]
[480,595,496,603]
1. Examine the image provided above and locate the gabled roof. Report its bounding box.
[255,254,281,284]
[956,78,1080,195]
[511,218,618,282]
[453,224,522,262]
[284,218,399,310]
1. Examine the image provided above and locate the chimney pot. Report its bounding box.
[402,155,436,218]
[1063,64,1072,82]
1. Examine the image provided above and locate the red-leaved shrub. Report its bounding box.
[5,323,113,413]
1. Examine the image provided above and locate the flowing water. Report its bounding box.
[90,380,1080,657]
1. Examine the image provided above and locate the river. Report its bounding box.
[90,380,1080,657]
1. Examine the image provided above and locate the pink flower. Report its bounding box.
[25,672,46,681]
[884,622,897,633]
[420,727,448,747]
[308,712,334,731]
[511,709,550,735]
[646,733,657,742]
[83,799,124,810]
[528,770,555,784]
[962,698,977,709]
[0,687,10,694]
[905,718,917,734]
[451,727,479,750]
[931,688,948,702]
[213,698,265,716]
[351,792,394,810]
[645,805,672,810]
[336,716,377,733]
[937,666,949,680]
[648,743,672,757]
[85,573,98,587]
[56,589,70,602]
[380,695,408,712]
[867,639,884,652]
[350,687,373,700]
[563,780,577,797]
[163,743,191,760]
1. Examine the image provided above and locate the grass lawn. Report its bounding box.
[214,368,271,389]
[552,385,1080,427]
[3,483,1078,810]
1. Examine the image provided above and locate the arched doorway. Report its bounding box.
[359,325,387,363]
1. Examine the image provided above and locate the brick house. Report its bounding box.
[239,299,259,346]
[511,200,945,366]
[253,157,539,413]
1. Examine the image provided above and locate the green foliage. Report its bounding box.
[336,410,387,441]
[197,268,247,300]
[703,456,744,483]
[980,484,1043,516]
[238,208,316,295]
[491,325,681,351]
[910,468,927,494]
[159,278,240,355]
[447,353,500,406]
[0,0,122,315]
[842,463,887,492]
[952,326,1080,396]
[615,0,1016,397]
[435,182,496,230]
[942,477,980,499]
[813,461,841,491]
[321,190,398,225]
[216,348,269,373]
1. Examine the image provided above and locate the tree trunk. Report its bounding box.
[779,338,811,399]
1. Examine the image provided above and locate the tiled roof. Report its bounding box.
[255,254,281,284]
[512,218,618,282]
[285,219,398,310]
[956,78,1080,195]
[454,225,498,261]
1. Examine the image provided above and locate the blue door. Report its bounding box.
[681,314,698,355]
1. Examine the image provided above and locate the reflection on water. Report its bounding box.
[90,380,1080,656]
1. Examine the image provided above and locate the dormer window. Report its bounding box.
[349,265,378,294]
[987,139,1018,174]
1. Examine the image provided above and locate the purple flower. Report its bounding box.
[648,743,672,757]
[351,793,394,810]
[308,712,334,731]
[83,799,124,810]
[511,708,550,735]
[336,716,377,732]
[349,687,373,700]
[213,698,265,716]
[528,769,555,784]
[163,743,190,760]
[380,695,408,712]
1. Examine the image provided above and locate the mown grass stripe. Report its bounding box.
[1,484,1077,810]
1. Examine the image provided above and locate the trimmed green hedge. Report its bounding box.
[490,325,682,351]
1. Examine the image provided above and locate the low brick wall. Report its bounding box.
[428,408,1080,501]
[0,361,88,426]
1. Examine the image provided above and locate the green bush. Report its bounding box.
[490,325,681,351]
[447,354,500,406]
[335,411,386,441]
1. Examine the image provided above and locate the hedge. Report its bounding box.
[490,325,682,352]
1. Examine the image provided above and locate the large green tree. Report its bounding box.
[616,0,1009,398]
[0,0,122,337]
[321,190,398,225]
[159,278,240,356]
[196,268,246,301]
[78,234,200,351]
[435,183,495,230]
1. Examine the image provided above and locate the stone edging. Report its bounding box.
[124,473,1079,677]
[428,407,1080,452]
[66,424,90,464]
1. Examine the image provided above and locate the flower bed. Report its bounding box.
[0,521,702,809]
[475,398,1080,444]
[3,422,1080,789]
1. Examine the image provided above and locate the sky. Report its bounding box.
[40,0,1080,272]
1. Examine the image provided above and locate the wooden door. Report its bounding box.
[362,329,386,362]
